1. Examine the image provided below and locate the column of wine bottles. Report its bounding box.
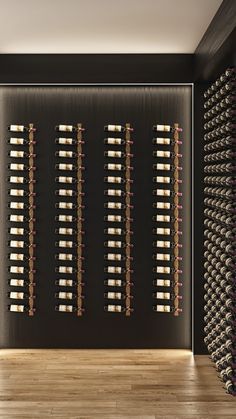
[103,124,134,315]
[204,67,236,395]
[7,124,36,315]
[54,124,85,315]
[152,124,183,315]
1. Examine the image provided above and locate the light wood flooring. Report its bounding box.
[0,349,235,418]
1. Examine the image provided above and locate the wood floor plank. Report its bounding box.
[0,350,235,418]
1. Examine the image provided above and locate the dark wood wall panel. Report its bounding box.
[0,85,192,349]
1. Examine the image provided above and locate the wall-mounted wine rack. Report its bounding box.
[7,124,36,315]
[203,67,236,395]
[103,124,134,315]
[54,124,85,315]
[152,124,183,315]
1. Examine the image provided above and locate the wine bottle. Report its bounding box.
[55,228,76,235]
[104,125,126,132]
[55,279,77,287]
[55,202,76,210]
[55,253,75,261]
[104,279,126,287]
[104,215,124,222]
[9,278,26,287]
[55,137,77,145]
[104,202,125,210]
[104,163,125,171]
[55,304,77,312]
[104,253,125,261]
[104,304,126,312]
[8,304,28,312]
[104,228,124,235]
[55,215,77,222]
[55,292,77,300]
[104,137,125,145]
[104,292,125,300]
[104,266,126,274]
[104,189,124,197]
[8,291,26,299]
[55,150,78,158]
[55,177,77,184]
[55,189,77,197]
[55,125,77,132]
[152,125,182,133]
[8,125,28,132]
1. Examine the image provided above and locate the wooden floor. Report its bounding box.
[0,350,235,418]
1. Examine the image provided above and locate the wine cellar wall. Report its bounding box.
[203,68,236,395]
[0,85,191,348]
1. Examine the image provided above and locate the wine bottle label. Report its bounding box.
[58,202,73,210]
[58,253,73,261]
[9,304,25,312]
[106,228,122,235]
[106,151,122,158]
[154,138,171,145]
[106,266,122,274]
[154,215,170,222]
[9,240,24,248]
[9,125,25,132]
[106,215,122,222]
[106,253,122,261]
[107,125,122,132]
[9,176,24,183]
[10,202,24,210]
[106,279,122,286]
[106,241,122,248]
[58,177,74,184]
[155,253,170,261]
[10,151,25,158]
[58,125,73,132]
[58,189,73,196]
[154,125,171,132]
[154,304,171,312]
[10,279,25,287]
[58,151,74,158]
[154,292,170,300]
[58,292,73,299]
[58,241,73,248]
[58,215,73,222]
[58,228,73,235]
[10,164,24,171]
[9,215,24,222]
[57,164,73,171]
[106,176,122,183]
[10,253,24,261]
[154,202,171,210]
[10,189,24,196]
[154,163,171,171]
[10,266,24,274]
[107,304,122,312]
[155,189,170,197]
[155,279,171,287]
[155,241,170,248]
[58,304,73,312]
[58,266,73,274]
[9,137,25,145]
[106,163,122,171]
[106,292,122,299]
[57,137,74,145]
[155,266,170,274]
[10,227,24,235]
[57,279,73,286]
[106,189,122,197]
[155,228,170,235]
[106,202,122,209]
[154,151,171,158]
[9,292,24,299]
[154,177,170,183]
[105,137,122,145]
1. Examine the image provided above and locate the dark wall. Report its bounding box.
[0,54,194,84]
[0,85,192,349]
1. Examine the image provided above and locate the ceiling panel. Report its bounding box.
[0,0,223,53]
